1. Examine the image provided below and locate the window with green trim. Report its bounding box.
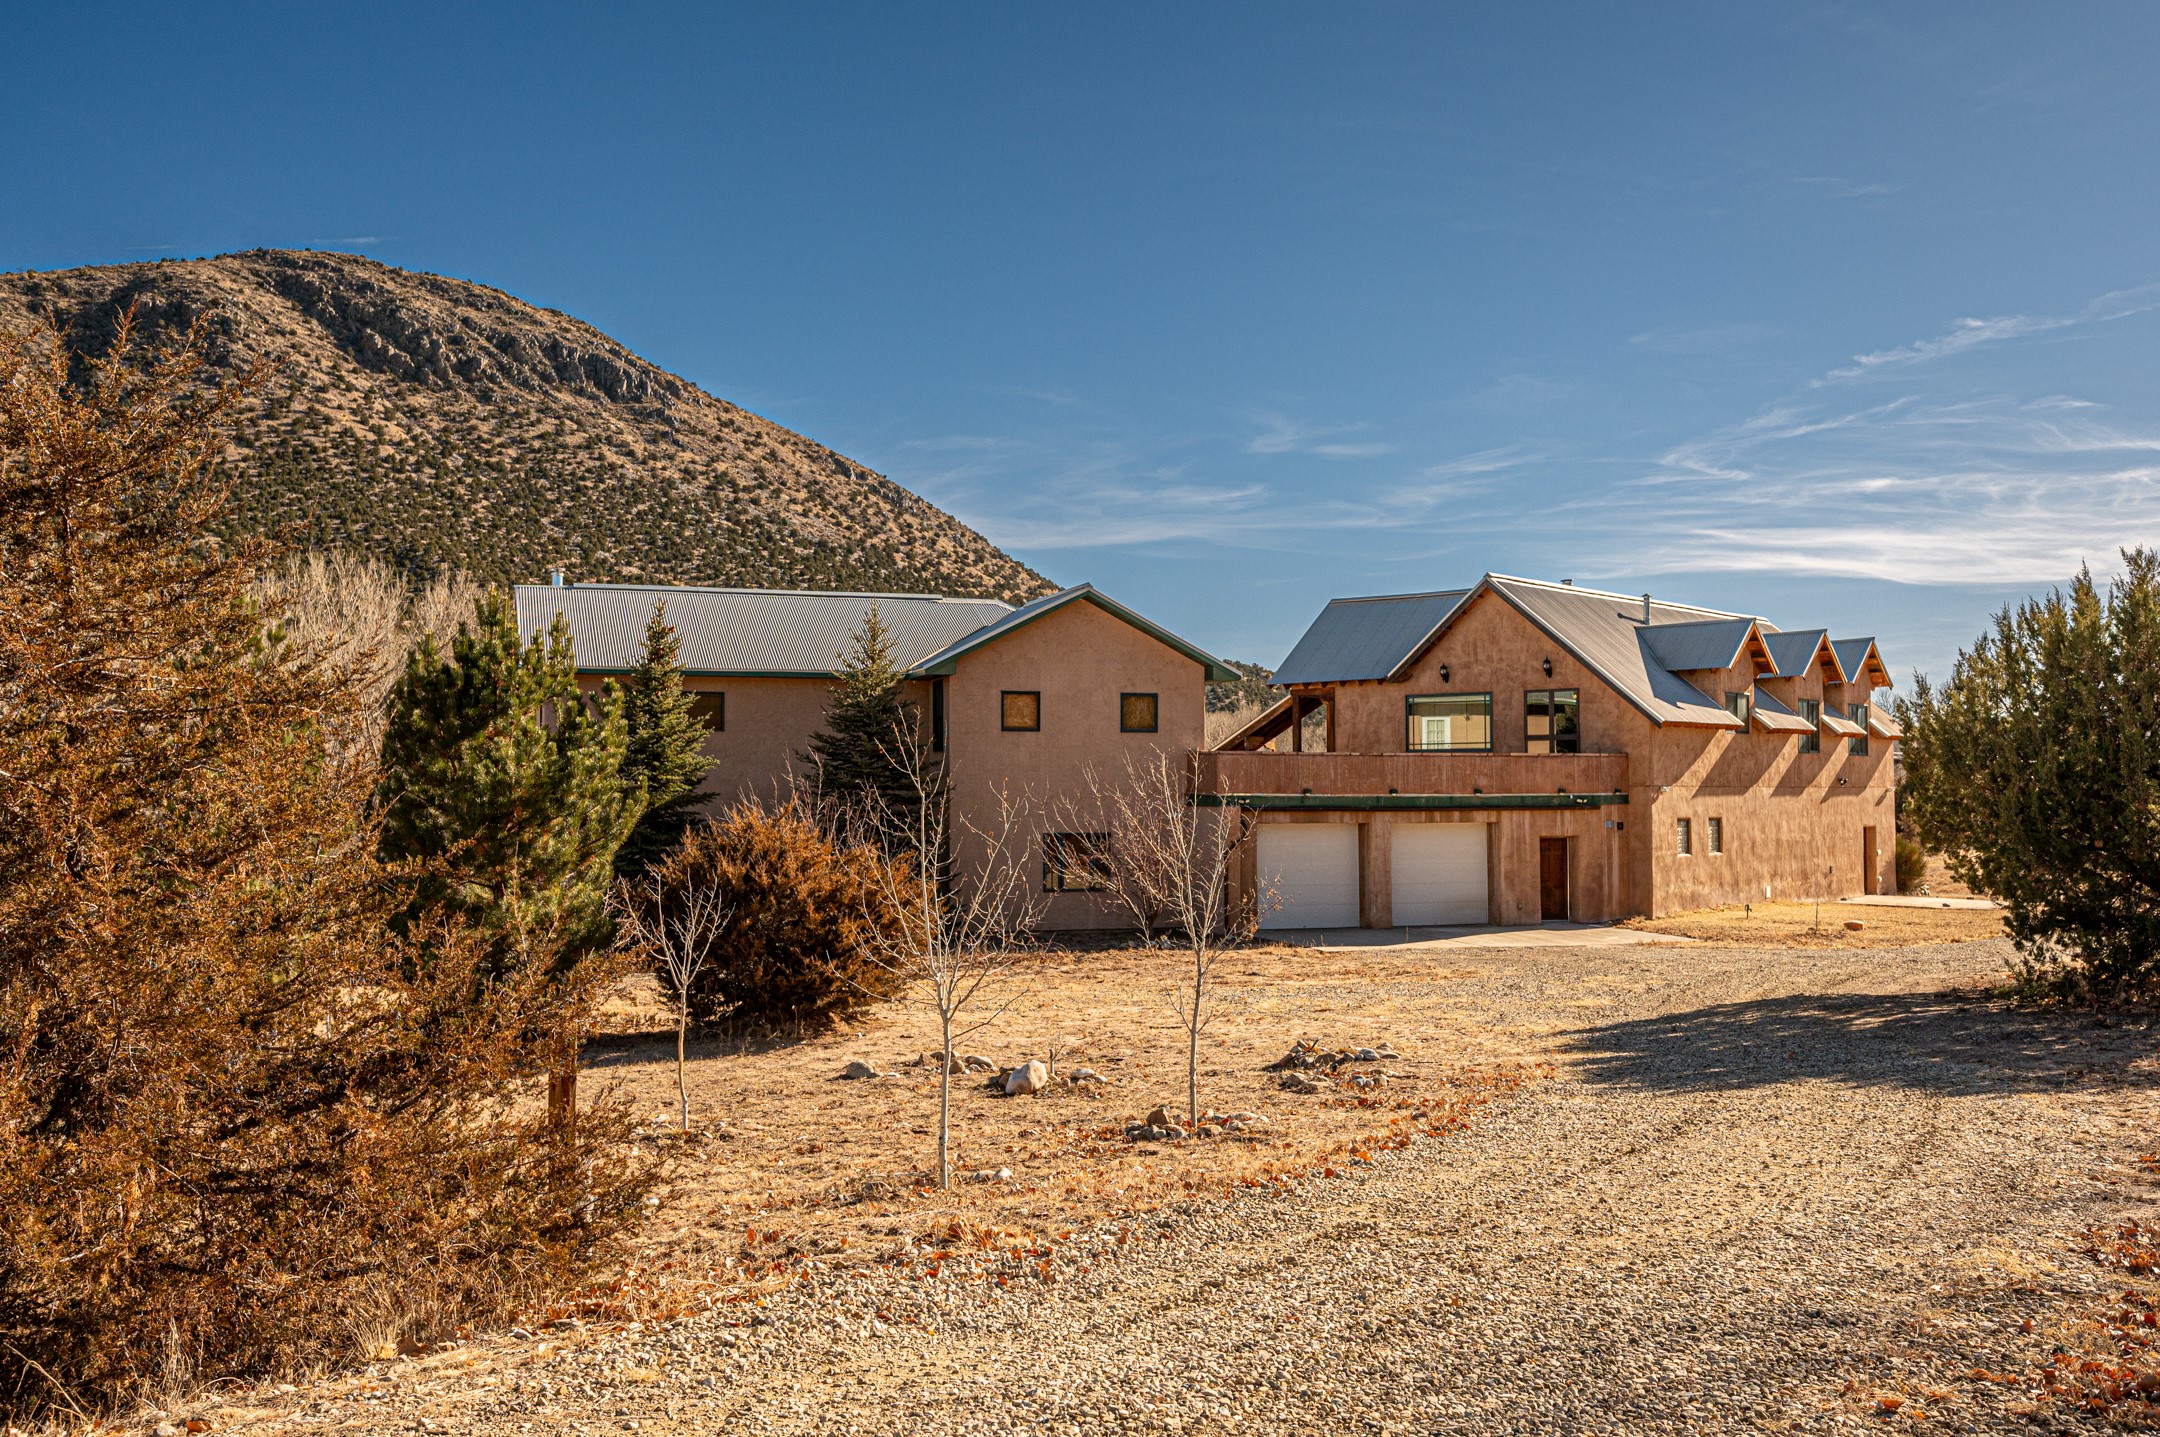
[1001,691,1040,732]
[1044,832,1112,892]
[1525,688,1580,754]
[1406,693,1492,752]
[1120,692,1158,733]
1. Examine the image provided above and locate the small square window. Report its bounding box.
[1044,832,1111,892]
[1707,816,1723,855]
[1001,690,1041,731]
[1120,692,1158,733]
[1676,817,1692,856]
[688,692,725,732]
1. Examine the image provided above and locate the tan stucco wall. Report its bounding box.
[940,599,1210,930]
[577,672,850,810]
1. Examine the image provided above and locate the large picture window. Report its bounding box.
[1406,693,1493,752]
[1044,832,1112,892]
[1524,688,1580,754]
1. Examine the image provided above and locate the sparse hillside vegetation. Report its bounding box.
[0,250,1053,601]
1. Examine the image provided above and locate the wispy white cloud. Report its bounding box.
[1787,176,1903,199]
[1244,414,1392,458]
[1817,282,2160,383]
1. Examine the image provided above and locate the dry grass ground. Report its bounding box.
[1623,899,2003,948]
[571,941,1540,1318]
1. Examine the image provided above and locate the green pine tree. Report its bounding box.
[375,589,639,985]
[805,606,933,830]
[616,600,716,877]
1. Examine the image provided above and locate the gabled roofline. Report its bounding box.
[511,580,1007,607]
[1381,575,1738,730]
[907,583,1241,682]
[1763,629,1844,683]
[1641,617,1777,674]
[1831,637,1893,689]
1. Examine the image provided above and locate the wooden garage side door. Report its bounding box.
[1256,824,1360,930]
[1391,823,1488,926]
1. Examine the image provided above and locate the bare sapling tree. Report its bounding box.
[613,872,732,1131]
[1080,750,1269,1128]
[852,724,1044,1189]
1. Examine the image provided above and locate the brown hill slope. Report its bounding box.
[0,250,1050,601]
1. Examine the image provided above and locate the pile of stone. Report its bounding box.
[1266,1040,1402,1094]
[1125,1106,1272,1142]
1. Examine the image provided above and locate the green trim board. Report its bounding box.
[1192,791,1629,811]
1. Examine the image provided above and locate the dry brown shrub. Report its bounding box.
[631,799,907,1033]
[0,312,646,1418]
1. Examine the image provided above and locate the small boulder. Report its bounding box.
[1278,1073,1324,1094]
[1065,1066,1106,1084]
[1146,1105,1174,1128]
[1843,919,1865,932]
[1004,1059,1051,1096]
[838,1059,879,1080]
[962,1054,998,1073]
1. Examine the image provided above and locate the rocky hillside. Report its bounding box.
[0,250,1051,601]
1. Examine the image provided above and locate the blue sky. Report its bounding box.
[6,3,2157,681]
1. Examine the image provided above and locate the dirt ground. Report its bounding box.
[574,941,1544,1314]
[1625,898,2003,948]
[130,933,2160,1436]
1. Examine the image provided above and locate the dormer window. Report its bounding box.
[1724,690,1751,726]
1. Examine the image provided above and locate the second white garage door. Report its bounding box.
[1257,824,1360,930]
[1391,823,1489,926]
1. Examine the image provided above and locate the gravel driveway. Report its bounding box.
[263,938,2158,1436]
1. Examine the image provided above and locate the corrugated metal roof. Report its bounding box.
[1640,618,1761,672]
[513,583,1012,675]
[1867,708,1904,739]
[1269,590,1470,686]
[1763,628,1838,681]
[907,584,1240,682]
[1818,709,1866,737]
[1484,577,1743,728]
[1831,638,1888,687]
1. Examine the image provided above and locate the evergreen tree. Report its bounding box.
[805,606,934,830]
[375,591,639,985]
[615,601,716,877]
[1900,548,2160,1000]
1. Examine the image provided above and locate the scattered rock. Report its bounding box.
[838,1059,880,1080]
[1066,1066,1106,1084]
[967,1166,1014,1183]
[1843,919,1865,932]
[1278,1073,1325,1094]
[1146,1105,1175,1127]
[962,1054,998,1073]
[1004,1059,1051,1096]
[154,1425,180,1437]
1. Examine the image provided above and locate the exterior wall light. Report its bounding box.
[1542,657,1553,676]
[1438,664,1450,682]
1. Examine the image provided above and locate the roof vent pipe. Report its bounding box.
[1641,592,1652,624]
[549,568,567,588]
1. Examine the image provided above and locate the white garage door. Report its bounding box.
[1257,824,1360,930]
[1391,823,1488,926]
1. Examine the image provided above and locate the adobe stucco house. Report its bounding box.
[1205,574,1900,929]
[514,579,1238,931]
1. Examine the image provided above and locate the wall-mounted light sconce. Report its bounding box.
[1542,657,1553,677]
[1438,663,1450,682]
[1837,777,1848,786]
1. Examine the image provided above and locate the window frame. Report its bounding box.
[1119,691,1159,733]
[1404,691,1495,753]
[1848,701,1870,756]
[1707,816,1723,855]
[687,690,725,733]
[1797,698,1821,754]
[1724,690,1751,726]
[1675,816,1692,857]
[1524,687,1582,755]
[1043,831,1112,893]
[1000,690,1041,732]
[930,678,946,752]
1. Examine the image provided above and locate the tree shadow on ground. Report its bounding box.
[1564,990,2158,1095]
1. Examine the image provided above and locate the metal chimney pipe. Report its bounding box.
[1641,592,1652,623]
[549,568,566,588]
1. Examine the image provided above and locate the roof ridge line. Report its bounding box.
[1485,572,1750,619]
[512,581,1012,606]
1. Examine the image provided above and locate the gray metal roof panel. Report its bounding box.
[906,583,1240,681]
[1763,629,1837,680]
[1831,637,1887,686]
[1483,577,1745,727]
[1270,590,1470,686]
[513,583,1012,675]
[1639,618,1760,672]
[1750,685,1815,734]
